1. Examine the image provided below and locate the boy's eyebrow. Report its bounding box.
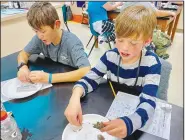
[130,40,143,42]
[117,38,143,42]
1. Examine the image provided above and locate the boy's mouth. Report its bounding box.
[42,40,47,43]
[120,52,130,57]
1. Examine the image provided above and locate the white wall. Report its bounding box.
[70,2,84,15]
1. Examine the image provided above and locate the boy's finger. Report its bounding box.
[102,121,110,126]
[29,74,37,79]
[101,123,114,132]
[78,112,83,125]
[71,115,81,126]
[106,128,119,136]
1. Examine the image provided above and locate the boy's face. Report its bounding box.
[115,35,150,63]
[33,21,60,45]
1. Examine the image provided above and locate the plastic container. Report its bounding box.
[1,111,22,140]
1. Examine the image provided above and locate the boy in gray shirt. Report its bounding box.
[17,2,90,84]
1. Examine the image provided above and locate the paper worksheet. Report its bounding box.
[106,92,172,140]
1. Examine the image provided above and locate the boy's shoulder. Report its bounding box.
[105,48,120,59]
[61,30,84,51]
[143,49,161,66]
[106,48,119,55]
[62,30,80,42]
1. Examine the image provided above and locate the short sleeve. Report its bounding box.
[24,35,42,54]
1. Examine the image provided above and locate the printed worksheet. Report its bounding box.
[106,92,172,140]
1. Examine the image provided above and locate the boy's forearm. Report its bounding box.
[103,2,121,11]
[120,93,156,136]
[156,10,175,17]
[112,3,121,10]
[52,66,91,83]
[17,50,30,65]
[70,86,84,102]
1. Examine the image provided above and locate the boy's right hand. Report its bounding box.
[64,92,83,126]
[117,2,123,6]
[17,65,31,83]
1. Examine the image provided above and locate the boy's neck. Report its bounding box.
[52,30,62,46]
[121,51,142,65]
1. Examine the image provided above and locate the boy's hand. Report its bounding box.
[17,65,31,83]
[170,11,176,17]
[64,92,83,126]
[101,119,127,138]
[29,71,49,83]
[116,2,123,7]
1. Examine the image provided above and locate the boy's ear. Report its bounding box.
[144,37,152,46]
[54,20,61,29]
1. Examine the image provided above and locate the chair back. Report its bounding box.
[88,17,99,37]
[62,5,67,23]
[157,58,172,101]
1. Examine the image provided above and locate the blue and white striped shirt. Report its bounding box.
[74,48,161,136]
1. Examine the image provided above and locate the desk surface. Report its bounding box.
[1,52,183,140]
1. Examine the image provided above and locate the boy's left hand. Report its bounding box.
[101,119,127,138]
[29,71,49,83]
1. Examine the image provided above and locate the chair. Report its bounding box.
[156,58,172,101]
[81,2,89,24]
[62,5,70,32]
[87,23,112,58]
[86,15,113,57]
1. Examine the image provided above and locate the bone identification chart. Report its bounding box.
[106,92,172,140]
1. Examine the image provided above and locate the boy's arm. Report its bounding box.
[51,41,91,83]
[103,2,123,11]
[17,50,31,66]
[156,9,176,17]
[17,35,43,82]
[51,66,91,83]
[18,35,43,70]
[17,50,31,82]
[120,61,161,136]
[74,52,108,96]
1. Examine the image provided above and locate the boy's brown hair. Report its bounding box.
[115,5,157,41]
[27,2,59,30]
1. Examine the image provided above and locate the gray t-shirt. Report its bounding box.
[24,30,90,68]
[120,2,157,12]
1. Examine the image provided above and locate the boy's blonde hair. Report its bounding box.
[27,2,59,30]
[115,5,157,41]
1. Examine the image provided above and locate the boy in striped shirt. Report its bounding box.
[65,5,161,139]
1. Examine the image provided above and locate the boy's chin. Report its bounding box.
[121,55,135,62]
[120,54,131,60]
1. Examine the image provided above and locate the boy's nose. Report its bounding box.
[122,43,129,51]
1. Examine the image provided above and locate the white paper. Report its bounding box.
[106,92,172,140]
[1,78,52,102]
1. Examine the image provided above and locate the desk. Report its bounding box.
[1,52,183,140]
[108,5,182,42]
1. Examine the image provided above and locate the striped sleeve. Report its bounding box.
[73,51,108,96]
[120,56,161,136]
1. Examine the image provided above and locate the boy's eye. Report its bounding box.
[130,42,137,45]
[130,41,139,45]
